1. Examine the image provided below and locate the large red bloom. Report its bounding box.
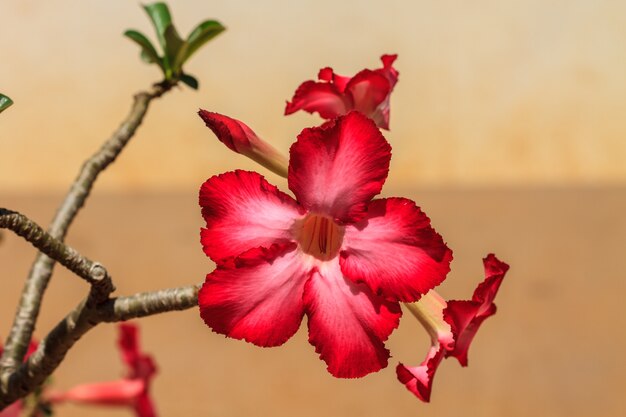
[198,111,452,378]
[285,55,399,130]
[396,254,509,401]
[47,323,158,417]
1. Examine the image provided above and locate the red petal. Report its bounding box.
[134,393,157,417]
[118,323,140,369]
[377,54,399,88]
[341,198,452,302]
[444,254,509,366]
[200,170,304,264]
[345,69,390,120]
[46,379,145,406]
[474,253,509,309]
[198,110,252,154]
[117,324,157,380]
[303,260,401,378]
[288,112,391,223]
[371,54,400,130]
[396,343,446,402]
[284,81,349,118]
[199,244,310,347]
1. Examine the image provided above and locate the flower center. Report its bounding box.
[295,214,344,261]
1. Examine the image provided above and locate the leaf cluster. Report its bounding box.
[125,2,225,89]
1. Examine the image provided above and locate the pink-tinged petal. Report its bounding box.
[284,81,349,119]
[199,243,310,347]
[398,291,454,402]
[303,260,401,378]
[371,99,391,130]
[288,112,391,223]
[316,67,351,92]
[377,54,399,88]
[200,170,304,264]
[396,344,445,402]
[198,111,288,177]
[371,54,399,129]
[444,254,509,366]
[474,253,509,310]
[341,198,452,302]
[317,67,334,82]
[0,401,22,417]
[46,379,145,406]
[345,69,390,120]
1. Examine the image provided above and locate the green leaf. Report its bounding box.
[164,25,184,75]
[143,2,184,77]
[123,30,164,71]
[0,94,13,114]
[143,2,173,49]
[175,20,225,68]
[180,73,199,90]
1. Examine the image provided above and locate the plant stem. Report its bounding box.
[0,82,173,375]
[0,284,199,409]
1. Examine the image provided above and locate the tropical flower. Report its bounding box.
[198,110,452,378]
[285,55,399,129]
[46,323,158,417]
[396,254,509,401]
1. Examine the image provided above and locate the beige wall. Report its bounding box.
[1,0,625,191]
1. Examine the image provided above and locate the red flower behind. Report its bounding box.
[285,55,399,129]
[396,254,509,402]
[198,111,451,378]
[46,323,158,417]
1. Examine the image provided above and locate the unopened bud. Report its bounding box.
[198,110,289,178]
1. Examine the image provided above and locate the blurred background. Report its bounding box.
[1,1,625,416]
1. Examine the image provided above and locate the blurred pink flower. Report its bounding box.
[47,323,158,417]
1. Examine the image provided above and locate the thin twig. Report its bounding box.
[1,82,173,375]
[0,284,199,409]
[100,284,200,322]
[0,209,112,291]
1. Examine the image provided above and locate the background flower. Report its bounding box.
[285,55,399,129]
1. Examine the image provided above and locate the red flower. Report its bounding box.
[46,323,158,417]
[396,254,509,401]
[198,111,451,378]
[285,55,399,129]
